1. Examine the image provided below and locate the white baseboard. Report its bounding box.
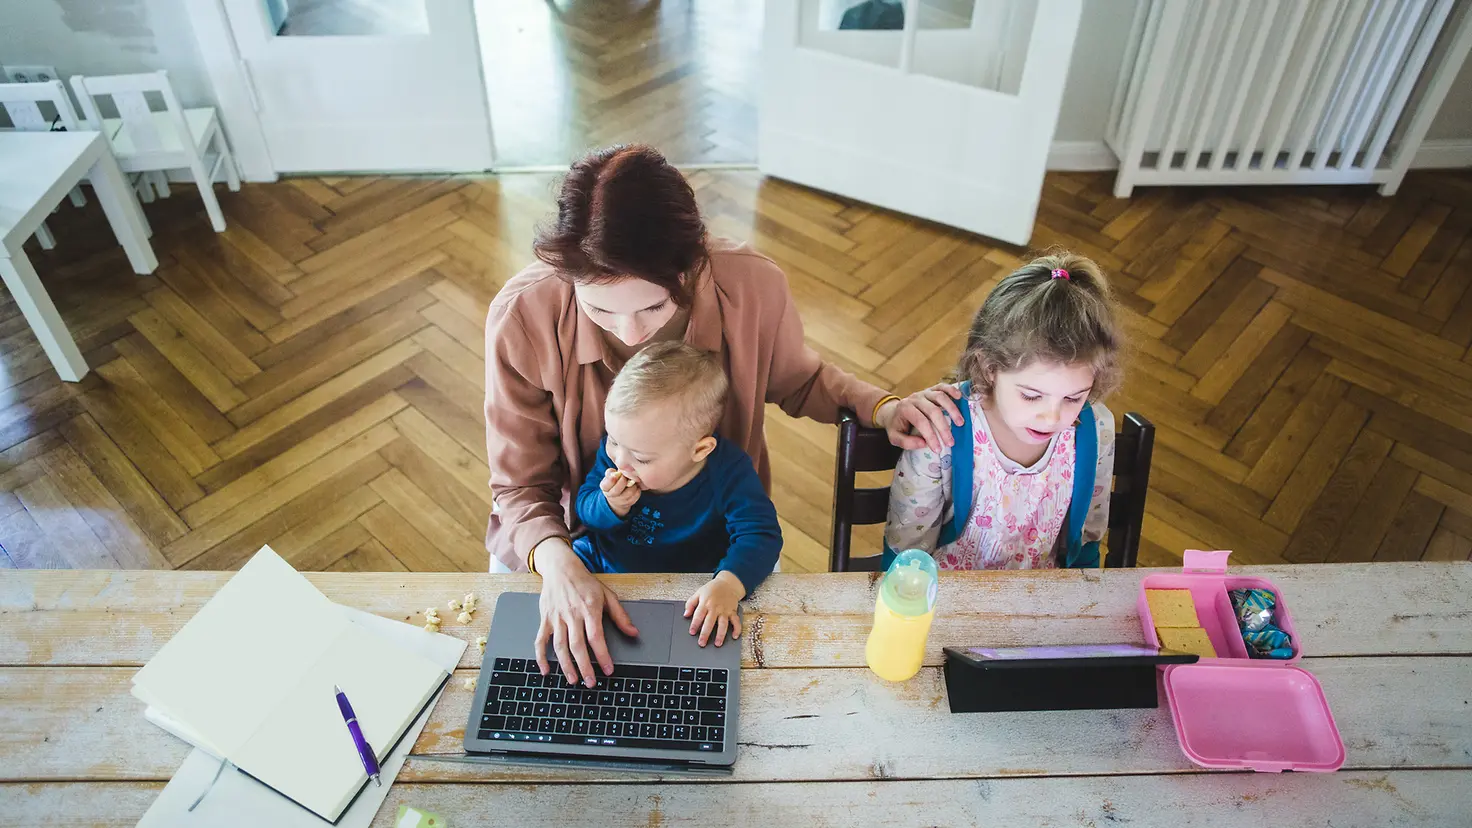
[1046,141,1119,171]
[1411,139,1472,169]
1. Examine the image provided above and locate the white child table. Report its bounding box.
[0,130,157,381]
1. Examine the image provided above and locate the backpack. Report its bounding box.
[881,381,1100,570]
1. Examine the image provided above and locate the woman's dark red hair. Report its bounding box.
[533,144,710,307]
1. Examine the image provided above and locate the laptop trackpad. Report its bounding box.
[604,600,675,664]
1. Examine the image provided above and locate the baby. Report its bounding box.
[575,341,781,647]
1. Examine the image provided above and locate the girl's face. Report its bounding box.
[574,278,680,347]
[989,360,1096,447]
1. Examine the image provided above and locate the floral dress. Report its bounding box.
[884,396,1115,570]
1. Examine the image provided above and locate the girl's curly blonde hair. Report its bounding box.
[955,250,1123,402]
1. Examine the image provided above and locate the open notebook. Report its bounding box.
[132,547,450,823]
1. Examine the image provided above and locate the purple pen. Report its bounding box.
[334,685,381,787]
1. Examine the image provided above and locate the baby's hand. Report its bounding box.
[683,571,745,647]
[600,468,641,517]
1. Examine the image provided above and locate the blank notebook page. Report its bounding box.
[232,622,447,819]
[131,547,448,820]
[132,547,345,758]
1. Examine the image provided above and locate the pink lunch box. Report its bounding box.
[1137,549,1346,773]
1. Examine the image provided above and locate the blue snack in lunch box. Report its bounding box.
[1243,626,1293,659]
[1230,587,1275,632]
[1230,588,1293,659]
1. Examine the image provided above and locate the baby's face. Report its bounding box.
[605,402,708,493]
[989,360,1095,447]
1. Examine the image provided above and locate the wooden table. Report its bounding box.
[1,563,1469,826]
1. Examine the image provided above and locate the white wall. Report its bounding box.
[1054,0,1140,142]
[1424,15,1472,141]
[1427,55,1472,140]
[0,0,213,106]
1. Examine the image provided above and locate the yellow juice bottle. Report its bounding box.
[865,549,939,682]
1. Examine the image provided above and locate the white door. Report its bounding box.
[222,0,493,173]
[759,0,1081,245]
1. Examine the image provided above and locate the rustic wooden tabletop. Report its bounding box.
[1,564,1468,826]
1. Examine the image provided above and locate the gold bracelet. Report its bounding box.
[526,546,537,575]
[872,395,902,425]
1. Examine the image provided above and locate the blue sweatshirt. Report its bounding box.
[573,436,782,596]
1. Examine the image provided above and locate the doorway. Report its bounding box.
[474,0,762,168]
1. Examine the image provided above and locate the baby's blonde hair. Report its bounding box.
[956,249,1123,402]
[607,341,728,439]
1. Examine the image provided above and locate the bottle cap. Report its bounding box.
[879,549,938,617]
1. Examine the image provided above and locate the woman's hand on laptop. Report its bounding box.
[533,539,639,687]
[684,571,746,648]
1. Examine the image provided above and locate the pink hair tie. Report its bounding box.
[1051,268,1069,280]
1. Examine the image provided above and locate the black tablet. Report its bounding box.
[944,643,1200,670]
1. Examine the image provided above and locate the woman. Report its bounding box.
[484,145,961,686]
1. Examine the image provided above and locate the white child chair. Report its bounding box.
[69,71,241,233]
[0,79,89,249]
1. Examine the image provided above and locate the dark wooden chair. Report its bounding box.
[829,409,1155,572]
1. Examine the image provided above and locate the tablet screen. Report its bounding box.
[966,644,1165,660]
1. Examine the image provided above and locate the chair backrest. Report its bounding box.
[0,80,82,132]
[1105,412,1155,569]
[69,71,194,161]
[828,408,1156,572]
[829,409,903,573]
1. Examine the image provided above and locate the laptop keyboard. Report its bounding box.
[477,658,730,752]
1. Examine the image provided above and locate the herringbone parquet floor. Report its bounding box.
[3,167,1472,573]
[480,0,759,166]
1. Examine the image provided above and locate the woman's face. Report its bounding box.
[574,279,680,347]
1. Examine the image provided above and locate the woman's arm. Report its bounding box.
[484,303,574,570]
[486,301,637,686]
[884,444,952,556]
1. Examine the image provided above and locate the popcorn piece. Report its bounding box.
[448,599,463,612]
[464,677,476,690]
[475,635,487,653]
[463,593,478,610]
[457,611,473,625]
[423,622,440,633]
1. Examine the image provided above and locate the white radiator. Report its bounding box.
[1107,0,1472,197]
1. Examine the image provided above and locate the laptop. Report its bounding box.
[464,592,740,769]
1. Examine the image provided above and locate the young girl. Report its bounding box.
[884,251,1123,570]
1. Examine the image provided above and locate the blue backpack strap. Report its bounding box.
[1064,403,1099,569]
[937,381,973,547]
[882,382,972,571]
